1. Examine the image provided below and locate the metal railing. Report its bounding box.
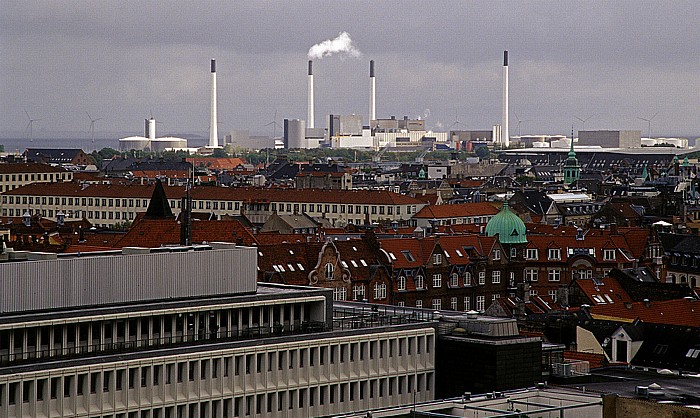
[0,321,327,367]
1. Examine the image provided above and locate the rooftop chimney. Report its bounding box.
[502,50,509,148]
[208,59,219,148]
[307,60,314,129]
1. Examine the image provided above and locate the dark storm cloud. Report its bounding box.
[1,1,698,141]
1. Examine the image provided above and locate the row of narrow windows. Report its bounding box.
[0,372,433,417]
[0,303,315,366]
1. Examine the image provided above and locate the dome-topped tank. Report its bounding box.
[485,202,527,244]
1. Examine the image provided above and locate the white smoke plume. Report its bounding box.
[308,32,362,60]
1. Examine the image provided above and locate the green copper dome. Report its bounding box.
[485,202,528,244]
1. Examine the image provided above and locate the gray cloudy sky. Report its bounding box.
[1,1,699,140]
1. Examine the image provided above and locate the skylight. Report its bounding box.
[297,263,305,271]
[350,260,358,268]
[401,250,415,262]
[389,252,397,260]
[287,264,295,272]
[360,259,367,266]
[455,249,463,257]
[289,250,294,255]
[341,261,348,268]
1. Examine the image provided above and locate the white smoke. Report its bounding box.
[308,32,362,60]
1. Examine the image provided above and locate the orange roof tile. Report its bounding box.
[113,218,258,248]
[590,298,700,327]
[414,202,500,219]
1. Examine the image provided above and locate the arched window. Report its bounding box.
[325,263,334,280]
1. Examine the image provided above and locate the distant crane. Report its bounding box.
[637,111,659,139]
[86,112,102,143]
[574,114,595,131]
[372,143,391,163]
[415,147,431,163]
[24,110,41,142]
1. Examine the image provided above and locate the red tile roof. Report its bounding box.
[112,218,258,248]
[590,298,700,327]
[187,157,248,170]
[574,277,633,305]
[414,202,500,219]
[564,351,607,369]
[379,238,426,268]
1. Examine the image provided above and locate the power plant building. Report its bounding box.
[578,130,642,148]
[118,117,188,152]
[0,245,436,417]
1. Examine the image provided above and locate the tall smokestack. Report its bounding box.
[209,59,219,148]
[307,60,314,129]
[369,60,376,123]
[148,118,156,141]
[502,50,509,148]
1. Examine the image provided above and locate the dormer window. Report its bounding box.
[433,254,442,265]
[493,249,501,261]
[526,249,538,260]
[603,249,616,261]
[548,248,561,260]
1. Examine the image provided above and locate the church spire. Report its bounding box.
[564,126,581,186]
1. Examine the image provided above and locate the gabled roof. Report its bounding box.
[24,148,86,163]
[413,202,499,219]
[590,298,700,327]
[379,237,425,268]
[112,218,258,248]
[144,180,174,219]
[574,277,633,306]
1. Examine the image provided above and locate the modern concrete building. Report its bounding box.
[578,130,642,148]
[0,244,436,417]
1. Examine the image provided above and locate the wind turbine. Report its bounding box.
[24,110,41,142]
[637,111,659,139]
[574,114,595,131]
[448,110,466,131]
[513,112,530,137]
[264,110,282,139]
[86,112,102,143]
